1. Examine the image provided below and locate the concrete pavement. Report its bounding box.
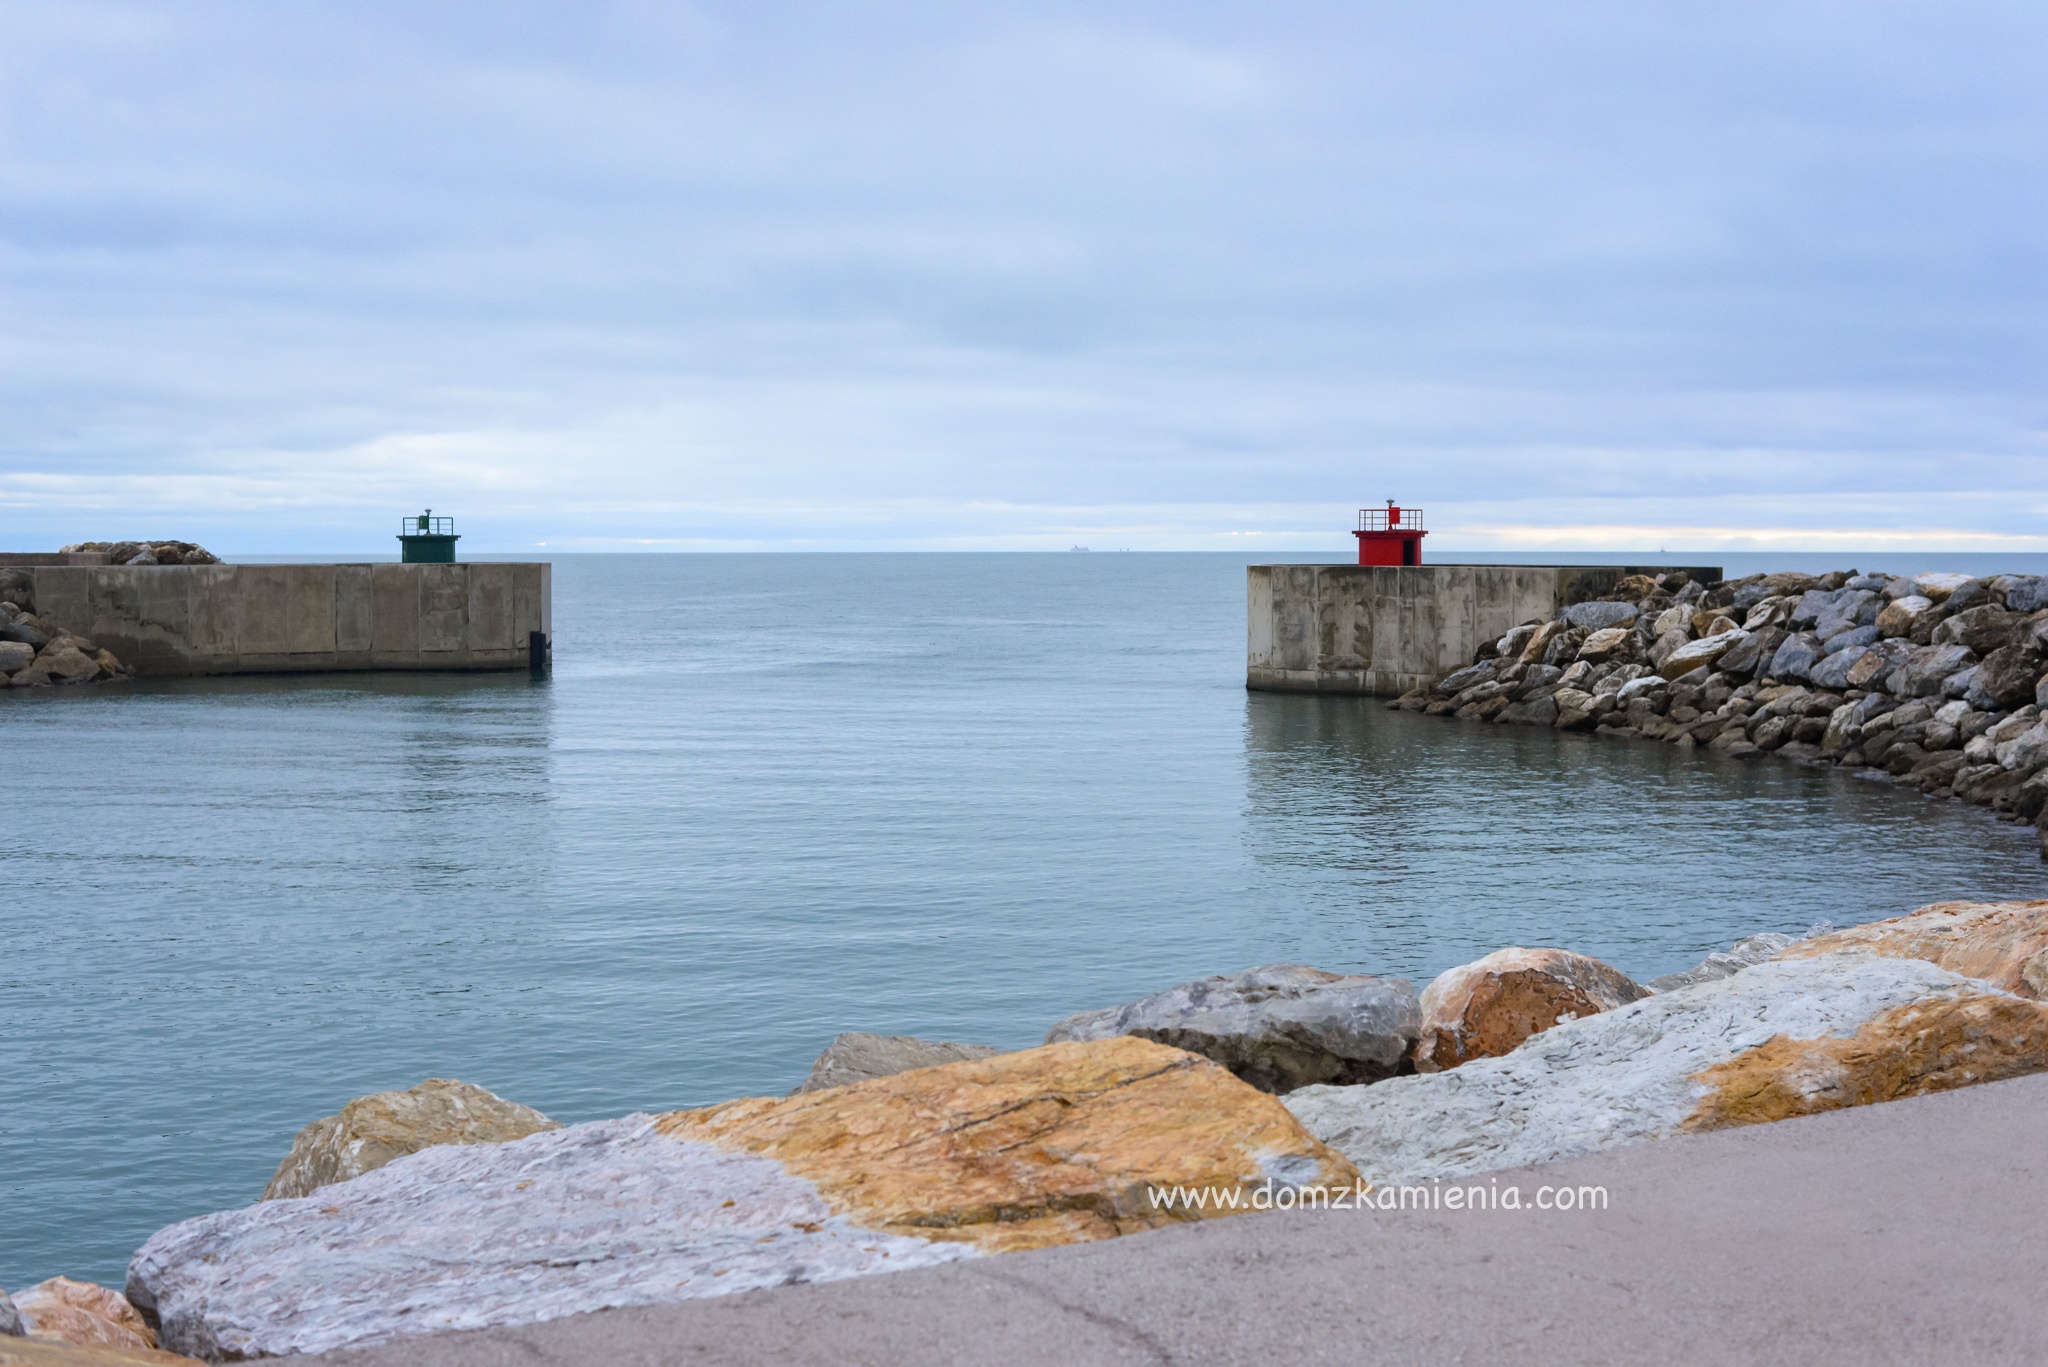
[313,1073,2048,1366]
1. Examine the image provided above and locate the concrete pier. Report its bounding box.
[15,562,550,676]
[1247,563,1720,697]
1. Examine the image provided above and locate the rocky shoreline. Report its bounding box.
[7,896,2047,1363]
[1392,568,2048,853]
[0,554,212,689]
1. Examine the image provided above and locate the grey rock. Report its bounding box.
[2004,576,2048,613]
[0,620,47,649]
[1996,722,2048,772]
[0,1290,20,1337]
[0,641,33,674]
[1283,956,1994,1184]
[1822,623,1881,654]
[1716,626,1785,677]
[1767,632,1825,682]
[1943,665,1982,700]
[1844,574,1892,591]
[1808,645,1871,691]
[1891,644,1977,698]
[130,1116,974,1360]
[1433,662,1496,697]
[1966,645,2045,712]
[792,1033,1000,1094]
[1935,605,2022,655]
[1514,664,1563,698]
[1045,963,1420,1094]
[1813,589,1881,640]
[1563,601,1639,631]
[1498,694,1560,726]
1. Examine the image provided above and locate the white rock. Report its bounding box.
[128,1115,973,1360]
[1996,722,2048,772]
[1283,955,1990,1183]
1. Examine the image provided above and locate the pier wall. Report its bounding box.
[18,562,550,676]
[1247,563,1720,697]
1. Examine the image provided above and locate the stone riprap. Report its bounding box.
[1394,568,2048,849]
[1413,948,1647,1073]
[1284,954,2048,1183]
[0,596,131,689]
[56,543,220,568]
[128,1038,1353,1358]
[791,1032,1000,1093]
[0,1293,20,1337]
[262,1078,561,1200]
[1044,964,1421,1093]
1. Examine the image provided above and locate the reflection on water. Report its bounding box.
[5,552,2044,1288]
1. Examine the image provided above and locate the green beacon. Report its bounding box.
[397,510,460,563]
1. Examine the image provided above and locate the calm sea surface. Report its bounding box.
[7,551,2048,1288]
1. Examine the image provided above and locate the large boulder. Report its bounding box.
[1933,605,2021,655]
[262,1078,560,1200]
[1045,964,1420,1093]
[131,1038,1354,1359]
[1966,645,2045,712]
[1284,955,2048,1183]
[1913,572,1974,601]
[1562,601,1637,631]
[1890,643,1977,697]
[1777,900,2048,999]
[0,641,33,674]
[1412,948,1647,1072]
[8,1280,155,1353]
[0,1291,20,1337]
[32,647,99,685]
[1876,595,1935,638]
[1767,632,1825,681]
[1659,629,1747,681]
[792,1032,1001,1093]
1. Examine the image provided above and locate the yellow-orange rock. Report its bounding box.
[9,1281,153,1354]
[1777,899,2048,999]
[1684,994,2048,1131]
[658,1036,1358,1253]
[1413,947,1648,1072]
[0,1340,202,1367]
[262,1078,560,1200]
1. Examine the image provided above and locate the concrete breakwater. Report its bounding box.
[0,561,549,680]
[1246,562,1721,697]
[1388,568,2048,848]
[10,896,2047,1362]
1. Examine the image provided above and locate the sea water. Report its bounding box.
[6,551,2046,1288]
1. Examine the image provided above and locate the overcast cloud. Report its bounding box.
[1,1,2043,553]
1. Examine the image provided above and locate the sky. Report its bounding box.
[1,1,2044,554]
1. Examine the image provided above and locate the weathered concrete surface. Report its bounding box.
[304,1071,2048,1367]
[1247,563,1721,696]
[19,563,548,676]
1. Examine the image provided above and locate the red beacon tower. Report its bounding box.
[1353,500,1427,566]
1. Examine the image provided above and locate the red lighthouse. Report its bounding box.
[1353,501,1427,566]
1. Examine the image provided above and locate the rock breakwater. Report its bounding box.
[0,582,131,689]
[15,900,2043,1360]
[55,543,219,567]
[1396,568,2048,850]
